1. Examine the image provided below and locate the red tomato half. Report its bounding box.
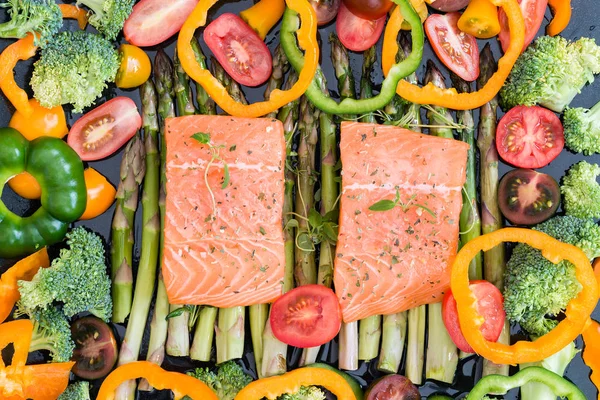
[336,2,386,52]
[342,0,393,20]
[425,13,480,81]
[204,13,272,87]
[67,97,142,161]
[124,0,199,47]
[498,0,548,53]
[442,280,505,354]
[496,105,564,169]
[270,284,342,348]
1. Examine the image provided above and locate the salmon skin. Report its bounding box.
[163,115,286,307]
[334,122,469,323]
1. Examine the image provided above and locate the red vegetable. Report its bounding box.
[498,0,547,52]
[336,2,386,52]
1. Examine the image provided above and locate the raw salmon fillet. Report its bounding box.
[334,122,469,322]
[163,116,286,307]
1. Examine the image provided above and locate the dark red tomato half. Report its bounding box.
[425,13,480,82]
[336,2,386,52]
[67,97,142,161]
[498,0,548,53]
[365,375,421,400]
[442,280,505,354]
[496,105,564,169]
[71,317,118,380]
[204,13,272,87]
[270,284,342,348]
[310,0,341,26]
[123,0,199,47]
[342,0,393,20]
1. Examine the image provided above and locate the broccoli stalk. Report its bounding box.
[563,100,600,155]
[560,161,600,219]
[188,361,252,400]
[0,0,62,45]
[76,0,134,40]
[58,381,91,400]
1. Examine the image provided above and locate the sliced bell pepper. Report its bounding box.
[451,227,598,365]
[240,0,286,39]
[0,248,49,324]
[582,319,600,400]
[594,258,600,289]
[383,0,524,110]
[97,361,218,400]
[58,4,89,30]
[547,0,572,36]
[458,0,501,39]
[466,366,586,399]
[283,0,423,115]
[177,0,318,118]
[235,367,357,400]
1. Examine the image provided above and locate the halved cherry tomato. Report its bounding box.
[9,98,67,141]
[203,13,272,87]
[442,280,505,354]
[8,172,42,200]
[116,44,151,89]
[309,0,341,25]
[80,168,116,221]
[365,375,420,400]
[123,0,199,47]
[336,2,386,52]
[425,12,480,82]
[428,0,470,12]
[342,0,393,19]
[71,316,118,380]
[498,0,547,53]
[496,105,564,169]
[270,284,342,348]
[67,97,142,161]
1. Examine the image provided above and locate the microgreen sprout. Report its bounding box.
[369,188,437,218]
[191,133,231,214]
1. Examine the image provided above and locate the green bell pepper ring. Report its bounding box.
[280,0,424,116]
[466,366,586,400]
[0,128,86,258]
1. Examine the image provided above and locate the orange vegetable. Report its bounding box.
[458,0,501,39]
[8,172,42,200]
[116,44,152,89]
[451,227,598,365]
[547,0,571,36]
[9,98,68,141]
[594,258,600,290]
[240,0,286,39]
[177,0,319,118]
[383,0,525,110]
[0,248,49,324]
[582,319,600,400]
[80,168,117,220]
[97,362,218,400]
[58,3,89,30]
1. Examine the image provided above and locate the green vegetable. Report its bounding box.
[561,161,600,219]
[0,128,86,258]
[58,381,91,400]
[18,227,113,322]
[309,363,363,400]
[0,0,61,45]
[563,100,600,155]
[188,361,253,400]
[76,0,134,40]
[276,386,326,400]
[280,0,423,115]
[466,366,585,399]
[504,215,600,336]
[427,395,453,400]
[500,35,600,112]
[31,30,119,112]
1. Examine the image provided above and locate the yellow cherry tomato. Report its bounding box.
[8,172,42,200]
[80,168,116,220]
[116,44,151,89]
[9,98,68,141]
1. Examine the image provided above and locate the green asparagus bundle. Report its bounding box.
[190,37,217,116]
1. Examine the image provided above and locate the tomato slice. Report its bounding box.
[425,12,480,81]
[496,105,564,169]
[270,284,342,348]
[71,316,118,380]
[342,0,393,20]
[498,0,547,53]
[67,97,142,161]
[442,280,505,354]
[309,0,341,26]
[204,13,273,87]
[123,0,199,47]
[336,2,386,52]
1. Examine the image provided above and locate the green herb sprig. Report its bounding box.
[369,189,437,218]
[192,132,231,213]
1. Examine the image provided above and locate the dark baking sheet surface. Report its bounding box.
[1,0,600,398]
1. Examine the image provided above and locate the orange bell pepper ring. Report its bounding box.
[240,0,286,39]
[177,0,319,118]
[582,319,600,400]
[383,0,525,110]
[451,227,598,365]
[97,361,218,400]
[0,248,49,324]
[547,0,571,37]
[58,4,89,30]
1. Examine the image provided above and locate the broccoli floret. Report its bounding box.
[76,0,134,41]
[0,0,62,45]
[564,101,600,155]
[30,30,119,113]
[188,361,252,400]
[18,227,113,321]
[504,216,600,336]
[277,386,327,400]
[58,381,91,400]
[561,161,600,219]
[500,35,600,112]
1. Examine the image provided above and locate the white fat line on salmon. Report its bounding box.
[168,159,281,173]
[343,182,462,194]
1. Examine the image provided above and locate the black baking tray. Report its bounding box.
[1,1,600,398]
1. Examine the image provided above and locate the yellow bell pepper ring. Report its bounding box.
[240,0,286,39]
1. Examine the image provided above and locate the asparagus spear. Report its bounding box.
[174,48,196,116]
[478,44,510,377]
[264,45,289,119]
[190,37,217,116]
[378,312,407,373]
